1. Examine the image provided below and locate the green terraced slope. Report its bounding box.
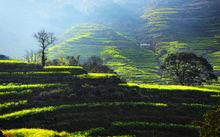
[48,24,161,83]
[48,0,220,84]
[48,24,134,62]
[1,62,219,137]
[142,0,220,73]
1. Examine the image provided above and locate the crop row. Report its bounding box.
[123,83,220,92]
[0,84,65,92]
[72,121,198,137]
[0,101,168,120]
[0,60,42,72]
[2,128,133,137]
[44,66,87,75]
[0,100,27,110]
[78,73,118,79]
[111,121,198,130]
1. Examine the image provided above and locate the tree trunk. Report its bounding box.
[41,49,45,67]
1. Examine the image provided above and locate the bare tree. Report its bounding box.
[34,30,56,67]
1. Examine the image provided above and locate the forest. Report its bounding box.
[0,0,220,137]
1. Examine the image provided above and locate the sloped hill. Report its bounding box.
[1,62,220,137]
[48,24,134,61]
[142,0,220,73]
[48,24,161,83]
[48,0,220,83]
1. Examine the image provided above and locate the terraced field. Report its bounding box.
[101,46,161,83]
[48,24,162,83]
[47,21,220,84]
[1,60,220,137]
[142,0,220,74]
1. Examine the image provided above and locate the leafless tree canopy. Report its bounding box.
[34,29,56,50]
[34,29,56,66]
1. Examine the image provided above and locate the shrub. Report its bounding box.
[194,106,220,137]
[83,56,114,73]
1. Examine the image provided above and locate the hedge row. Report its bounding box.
[0,60,42,72]
[44,66,87,75]
[0,60,87,75]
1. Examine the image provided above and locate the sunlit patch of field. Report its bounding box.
[101,46,161,83]
[123,83,220,92]
[0,84,65,92]
[2,128,134,137]
[2,128,71,137]
[0,101,168,120]
[78,73,118,79]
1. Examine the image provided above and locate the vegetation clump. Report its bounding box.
[161,52,217,85]
[83,56,114,73]
[194,106,220,137]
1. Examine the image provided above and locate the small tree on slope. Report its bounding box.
[161,52,217,85]
[34,30,56,67]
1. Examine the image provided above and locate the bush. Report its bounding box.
[194,106,220,137]
[83,56,114,73]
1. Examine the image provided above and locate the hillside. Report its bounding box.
[48,24,134,61]
[47,0,220,83]
[48,24,161,83]
[1,60,220,137]
[141,0,220,72]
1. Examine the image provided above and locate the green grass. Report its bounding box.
[0,60,42,72]
[0,84,65,92]
[203,85,220,91]
[101,46,161,83]
[47,23,131,62]
[182,103,212,109]
[0,89,33,96]
[142,8,178,32]
[66,32,92,43]
[210,94,220,98]
[0,106,57,120]
[0,100,28,110]
[112,121,198,130]
[0,60,34,64]
[124,83,220,92]
[78,73,117,79]
[44,66,83,69]
[44,66,87,75]
[2,128,71,137]
[2,128,134,137]
[72,127,134,137]
[0,102,167,120]
[156,41,190,61]
[0,71,72,75]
